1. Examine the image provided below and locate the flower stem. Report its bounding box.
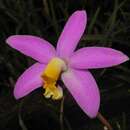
[97,112,113,130]
[60,96,65,130]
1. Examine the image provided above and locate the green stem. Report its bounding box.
[60,96,65,130]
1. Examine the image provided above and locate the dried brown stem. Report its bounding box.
[97,112,113,130]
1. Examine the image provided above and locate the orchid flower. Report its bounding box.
[6,10,129,118]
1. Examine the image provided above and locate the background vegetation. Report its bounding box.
[0,0,130,130]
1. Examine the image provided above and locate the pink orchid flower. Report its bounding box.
[6,10,129,118]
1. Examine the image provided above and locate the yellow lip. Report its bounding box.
[41,57,66,100]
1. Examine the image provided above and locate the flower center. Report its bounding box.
[41,57,67,100]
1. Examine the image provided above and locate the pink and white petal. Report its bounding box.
[14,62,45,99]
[69,47,129,69]
[6,35,56,63]
[62,69,100,118]
[56,10,87,59]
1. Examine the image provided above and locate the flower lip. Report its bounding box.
[41,57,67,81]
[41,57,67,100]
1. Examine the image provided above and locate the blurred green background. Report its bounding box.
[0,0,130,130]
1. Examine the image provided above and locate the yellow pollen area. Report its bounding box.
[41,57,66,100]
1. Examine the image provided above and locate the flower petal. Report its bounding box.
[56,10,87,59]
[6,35,56,63]
[70,47,129,69]
[14,62,45,99]
[62,69,100,118]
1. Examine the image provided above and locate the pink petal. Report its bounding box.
[62,69,100,118]
[56,10,87,59]
[6,35,56,63]
[14,62,45,99]
[70,47,129,69]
